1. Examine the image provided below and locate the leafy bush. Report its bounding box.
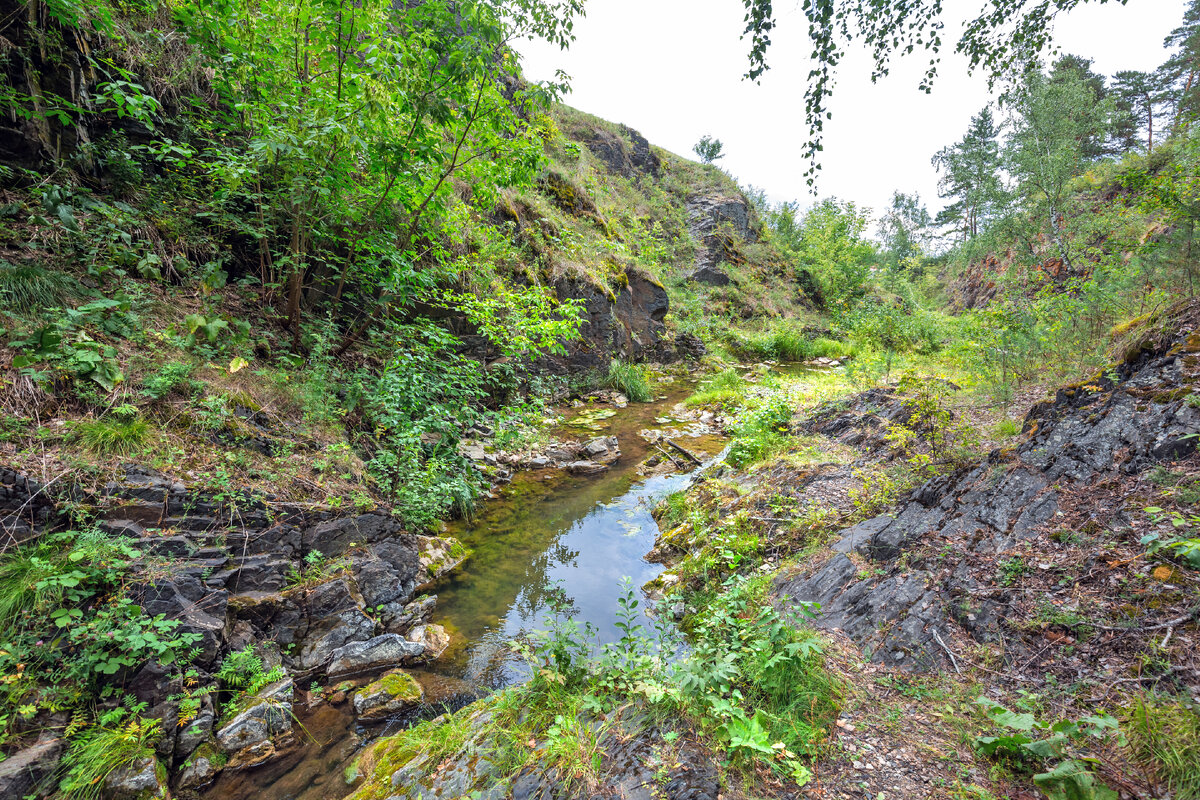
[727,395,793,467]
[141,361,197,400]
[604,359,652,402]
[363,322,487,528]
[973,697,1120,800]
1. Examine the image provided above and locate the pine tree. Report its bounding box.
[931,108,1005,241]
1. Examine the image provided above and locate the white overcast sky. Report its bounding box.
[517,0,1185,221]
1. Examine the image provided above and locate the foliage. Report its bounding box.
[0,261,77,313]
[727,395,793,467]
[973,697,1120,800]
[8,297,134,392]
[74,415,150,456]
[1124,695,1200,799]
[140,361,198,401]
[932,108,1005,241]
[693,135,725,164]
[362,322,487,528]
[1141,507,1200,569]
[766,198,875,308]
[58,704,162,800]
[0,530,199,742]
[604,359,653,403]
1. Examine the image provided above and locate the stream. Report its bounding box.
[205,374,731,800]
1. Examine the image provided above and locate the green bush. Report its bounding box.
[727,396,793,467]
[604,359,652,402]
[141,361,197,400]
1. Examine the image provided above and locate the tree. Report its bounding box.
[176,0,584,351]
[877,191,931,270]
[737,0,1126,186]
[1112,70,1164,152]
[1049,54,1112,157]
[791,198,876,306]
[1005,66,1112,274]
[1157,0,1200,134]
[693,135,725,164]
[932,108,1005,241]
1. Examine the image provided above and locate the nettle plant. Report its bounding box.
[1142,506,1200,569]
[974,696,1121,800]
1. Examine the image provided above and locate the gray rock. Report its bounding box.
[176,756,216,789]
[326,634,425,678]
[104,756,166,799]
[0,737,62,799]
[565,461,608,475]
[215,679,294,753]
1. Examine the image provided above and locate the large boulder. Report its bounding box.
[0,737,62,799]
[215,678,295,769]
[104,756,168,800]
[326,634,425,678]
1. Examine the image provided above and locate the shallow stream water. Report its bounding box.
[205,375,730,800]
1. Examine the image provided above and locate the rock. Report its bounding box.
[326,634,425,678]
[565,460,608,475]
[405,623,451,661]
[0,737,62,798]
[175,706,215,761]
[104,756,167,799]
[528,456,551,469]
[583,438,610,458]
[689,265,731,286]
[381,594,437,633]
[215,679,294,757]
[176,755,216,789]
[138,574,228,667]
[352,670,425,720]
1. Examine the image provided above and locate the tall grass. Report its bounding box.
[0,261,76,312]
[726,322,856,362]
[605,359,652,402]
[58,715,162,800]
[685,368,748,407]
[75,418,150,456]
[1126,696,1200,799]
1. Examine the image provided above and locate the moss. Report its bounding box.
[372,670,422,704]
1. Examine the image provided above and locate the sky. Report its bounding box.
[517,0,1186,221]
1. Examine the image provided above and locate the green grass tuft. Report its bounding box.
[59,714,161,800]
[0,261,76,312]
[75,418,150,456]
[1126,696,1200,799]
[685,368,747,407]
[605,359,652,402]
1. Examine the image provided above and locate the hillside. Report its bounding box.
[2,1,1199,800]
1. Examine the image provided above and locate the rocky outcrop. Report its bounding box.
[2,463,466,792]
[551,265,674,368]
[773,308,1200,670]
[350,706,718,800]
[684,195,753,286]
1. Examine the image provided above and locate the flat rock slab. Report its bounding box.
[326,634,425,678]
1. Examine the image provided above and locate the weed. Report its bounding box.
[1124,695,1200,799]
[0,261,76,312]
[998,556,1030,587]
[605,359,652,402]
[995,418,1020,437]
[74,417,150,456]
[141,361,197,400]
[58,705,161,800]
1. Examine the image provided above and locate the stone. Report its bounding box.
[176,756,216,789]
[689,265,731,286]
[326,634,425,678]
[582,438,610,458]
[215,678,294,755]
[104,756,166,799]
[352,670,425,720]
[406,623,451,661]
[175,706,215,761]
[527,456,551,469]
[0,737,62,799]
[565,461,608,475]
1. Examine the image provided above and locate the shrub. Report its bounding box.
[141,361,197,400]
[605,359,652,402]
[727,396,793,467]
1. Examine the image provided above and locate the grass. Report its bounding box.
[0,260,76,312]
[58,714,162,800]
[725,321,857,363]
[686,368,748,407]
[1125,695,1200,799]
[605,359,652,402]
[74,418,150,456]
[0,545,64,629]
